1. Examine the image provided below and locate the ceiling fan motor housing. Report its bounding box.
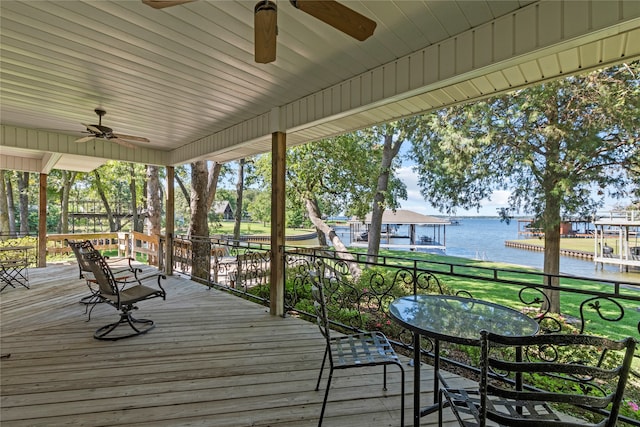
[88,108,113,136]
[91,125,114,136]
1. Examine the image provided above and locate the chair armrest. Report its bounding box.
[138,272,167,299]
[111,267,144,289]
[103,256,136,272]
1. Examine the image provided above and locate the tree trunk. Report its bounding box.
[175,174,190,205]
[367,131,403,263]
[146,165,162,235]
[59,171,77,234]
[188,161,222,282]
[6,174,16,236]
[233,159,245,240]
[0,171,10,238]
[130,164,142,232]
[93,170,116,231]
[17,172,29,234]
[146,165,162,265]
[316,221,328,247]
[543,196,562,314]
[305,197,361,279]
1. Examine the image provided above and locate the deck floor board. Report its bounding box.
[1,261,470,426]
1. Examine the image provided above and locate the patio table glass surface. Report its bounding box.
[389,294,540,427]
[389,294,540,344]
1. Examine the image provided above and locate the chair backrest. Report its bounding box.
[310,274,332,344]
[82,251,119,297]
[480,331,636,427]
[66,239,98,277]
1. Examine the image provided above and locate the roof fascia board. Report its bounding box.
[0,154,41,173]
[1,125,170,167]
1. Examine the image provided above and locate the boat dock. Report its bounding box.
[504,241,594,260]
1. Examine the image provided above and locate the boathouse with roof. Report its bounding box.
[350,209,451,251]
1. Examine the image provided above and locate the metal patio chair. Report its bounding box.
[66,239,139,308]
[311,277,405,427]
[82,250,166,341]
[439,331,635,427]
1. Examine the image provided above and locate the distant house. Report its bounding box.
[213,201,234,220]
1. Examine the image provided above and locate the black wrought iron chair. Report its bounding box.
[82,251,167,341]
[311,277,405,427]
[66,239,139,308]
[439,331,635,427]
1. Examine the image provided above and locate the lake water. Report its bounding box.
[333,217,640,283]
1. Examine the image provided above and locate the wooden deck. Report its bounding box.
[1,261,471,426]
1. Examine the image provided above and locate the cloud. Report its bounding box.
[396,166,511,216]
[489,189,511,206]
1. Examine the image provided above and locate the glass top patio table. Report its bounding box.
[389,294,540,345]
[389,294,540,427]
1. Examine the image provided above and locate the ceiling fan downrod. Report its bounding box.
[94,108,106,125]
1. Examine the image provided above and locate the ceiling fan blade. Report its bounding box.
[142,0,195,9]
[112,138,138,149]
[113,133,150,143]
[290,0,376,41]
[75,136,96,143]
[254,1,278,64]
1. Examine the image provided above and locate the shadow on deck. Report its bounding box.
[1,262,471,426]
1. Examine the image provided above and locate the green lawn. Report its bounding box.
[371,248,640,341]
[211,221,315,236]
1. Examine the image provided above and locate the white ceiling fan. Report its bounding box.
[75,108,150,149]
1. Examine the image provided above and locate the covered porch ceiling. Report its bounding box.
[1,0,639,173]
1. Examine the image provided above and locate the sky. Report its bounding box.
[220,154,631,218]
[394,165,629,218]
[395,165,512,217]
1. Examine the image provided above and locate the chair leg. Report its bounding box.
[315,346,329,391]
[318,368,334,427]
[399,364,405,427]
[84,295,103,321]
[94,308,155,341]
[438,388,443,427]
[80,282,105,321]
[383,364,388,390]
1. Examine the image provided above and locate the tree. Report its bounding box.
[175,166,191,205]
[16,172,30,235]
[58,171,78,233]
[0,170,10,238]
[92,170,117,232]
[255,134,389,277]
[361,120,414,263]
[247,190,271,227]
[233,159,246,240]
[411,62,640,313]
[129,164,142,232]
[84,162,148,232]
[145,165,163,265]
[5,172,16,236]
[188,160,222,281]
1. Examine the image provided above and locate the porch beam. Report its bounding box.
[37,173,46,267]
[165,166,175,276]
